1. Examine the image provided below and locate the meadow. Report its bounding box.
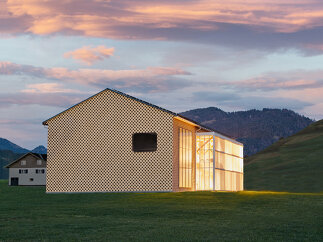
[245,119,323,193]
[0,180,322,241]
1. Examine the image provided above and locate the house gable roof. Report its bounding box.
[5,152,47,168]
[42,87,235,139]
[42,88,176,126]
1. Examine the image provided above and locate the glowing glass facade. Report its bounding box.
[196,132,243,191]
[179,128,193,188]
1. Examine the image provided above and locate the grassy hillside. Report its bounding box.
[245,119,323,193]
[0,181,322,241]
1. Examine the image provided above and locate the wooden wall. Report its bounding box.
[46,90,174,193]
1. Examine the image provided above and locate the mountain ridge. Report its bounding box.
[31,145,47,154]
[0,138,47,154]
[0,138,29,154]
[180,107,313,155]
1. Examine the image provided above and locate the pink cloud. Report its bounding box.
[64,45,114,65]
[0,61,192,92]
[218,70,323,91]
[21,83,81,93]
[277,87,323,103]
[228,78,319,90]
[0,92,85,108]
[304,43,323,51]
[2,0,323,53]
[2,0,323,38]
[0,82,89,109]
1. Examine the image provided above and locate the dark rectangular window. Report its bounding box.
[132,133,157,152]
[41,169,45,173]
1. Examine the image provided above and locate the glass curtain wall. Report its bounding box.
[179,128,193,188]
[196,133,244,191]
[196,135,214,190]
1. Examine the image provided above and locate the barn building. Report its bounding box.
[6,152,47,186]
[43,88,243,193]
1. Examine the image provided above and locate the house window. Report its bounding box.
[132,133,157,152]
[37,160,42,165]
[179,128,193,188]
[19,169,22,174]
[29,178,34,181]
[24,169,28,174]
[20,169,28,174]
[41,169,45,174]
[21,160,26,166]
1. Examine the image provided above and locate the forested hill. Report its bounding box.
[180,107,313,156]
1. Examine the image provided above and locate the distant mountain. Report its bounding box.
[32,145,47,154]
[180,107,313,156]
[244,119,323,193]
[0,138,29,154]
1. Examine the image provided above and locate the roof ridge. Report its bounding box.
[4,152,46,168]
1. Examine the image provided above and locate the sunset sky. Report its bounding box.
[1,0,323,149]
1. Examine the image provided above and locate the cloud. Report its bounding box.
[0,61,192,92]
[5,0,323,33]
[0,92,86,108]
[64,45,114,65]
[21,83,81,93]
[0,61,45,76]
[216,70,323,91]
[0,81,90,109]
[304,44,323,51]
[2,0,323,52]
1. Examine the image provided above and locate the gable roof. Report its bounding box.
[42,87,234,139]
[5,152,47,168]
[42,88,177,125]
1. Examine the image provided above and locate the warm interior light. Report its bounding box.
[196,133,243,191]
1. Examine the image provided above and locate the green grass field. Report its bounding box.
[245,119,323,193]
[0,181,322,241]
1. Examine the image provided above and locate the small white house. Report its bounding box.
[5,152,47,186]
